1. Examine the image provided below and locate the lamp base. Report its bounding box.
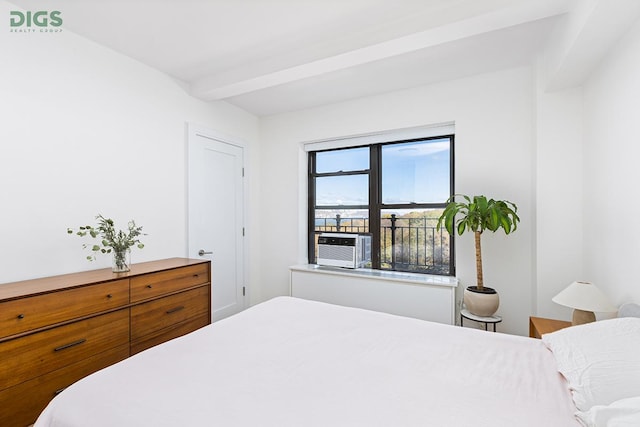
[572,309,596,326]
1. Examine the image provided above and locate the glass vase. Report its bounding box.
[112,248,130,273]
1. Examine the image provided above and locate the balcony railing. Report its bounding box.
[315,214,451,275]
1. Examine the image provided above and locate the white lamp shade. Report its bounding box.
[552,281,617,313]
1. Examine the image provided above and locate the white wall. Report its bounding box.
[260,66,535,335]
[582,17,640,306]
[258,16,640,331]
[0,0,259,284]
[534,81,584,320]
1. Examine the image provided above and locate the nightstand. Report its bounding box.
[529,316,572,338]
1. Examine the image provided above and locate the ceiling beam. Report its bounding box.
[544,0,640,91]
[190,0,571,101]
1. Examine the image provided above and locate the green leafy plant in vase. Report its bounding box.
[437,195,519,317]
[68,214,145,272]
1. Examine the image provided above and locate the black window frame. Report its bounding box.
[308,134,455,276]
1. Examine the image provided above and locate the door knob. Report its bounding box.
[198,249,213,256]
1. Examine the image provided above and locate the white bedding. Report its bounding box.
[35,297,580,427]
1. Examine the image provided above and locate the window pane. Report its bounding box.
[380,208,450,275]
[314,209,369,233]
[381,138,450,204]
[316,175,368,206]
[316,147,369,173]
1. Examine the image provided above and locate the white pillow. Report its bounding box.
[576,396,640,427]
[542,317,640,412]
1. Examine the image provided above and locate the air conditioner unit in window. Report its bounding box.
[317,233,372,269]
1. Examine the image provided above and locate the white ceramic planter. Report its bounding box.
[464,286,499,317]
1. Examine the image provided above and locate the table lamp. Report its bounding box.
[552,281,617,325]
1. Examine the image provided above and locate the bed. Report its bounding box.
[35,297,640,427]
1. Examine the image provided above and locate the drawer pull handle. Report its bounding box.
[53,387,66,396]
[166,306,185,314]
[107,294,113,299]
[17,314,25,319]
[146,285,153,289]
[54,338,87,352]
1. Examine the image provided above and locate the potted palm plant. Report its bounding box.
[437,194,520,316]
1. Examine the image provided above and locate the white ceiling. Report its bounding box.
[9,0,640,116]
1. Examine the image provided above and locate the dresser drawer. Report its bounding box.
[131,285,210,341]
[0,309,129,391]
[0,279,129,338]
[130,263,209,303]
[131,313,210,355]
[0,344,129,427]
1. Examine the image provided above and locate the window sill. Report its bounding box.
[290,264,458,288]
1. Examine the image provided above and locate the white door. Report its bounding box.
[187,124,246,321]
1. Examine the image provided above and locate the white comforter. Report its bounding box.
[35,297,580,426]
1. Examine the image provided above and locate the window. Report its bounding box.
[308,135,454,275]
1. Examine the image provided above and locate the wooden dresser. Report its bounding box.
[0,258,211,427]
